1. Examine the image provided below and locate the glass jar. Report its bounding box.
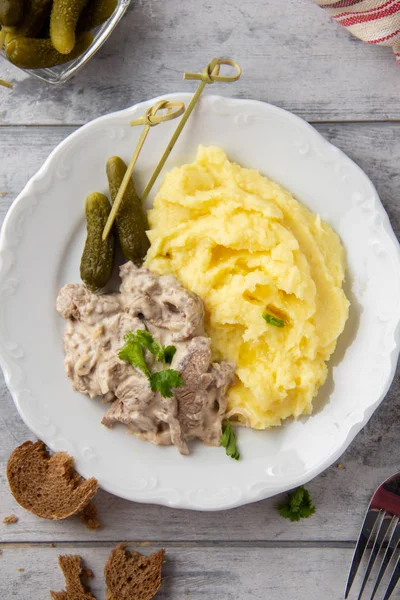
[1,0,131,85]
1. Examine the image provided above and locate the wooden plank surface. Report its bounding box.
[2,0,400,125]
[1,123,399,234]
[1,2,400,596]
[0,543,359,600]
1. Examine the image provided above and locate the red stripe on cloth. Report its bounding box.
[369,26,400,43]
[334,0,398,20]
[321,0,365,9]
[338,3,400,26]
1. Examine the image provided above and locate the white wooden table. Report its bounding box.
[1,1,400,598]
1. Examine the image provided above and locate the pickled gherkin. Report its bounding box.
[80,192,115,291]
[0,0,25,27]
[5,0,53,38]
[106,156,150,266]
[50,0,88,54]
[6,32,93,69]
[78,0,117,32]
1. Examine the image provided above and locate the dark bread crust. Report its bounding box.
[50,555,96,600]
[7,441,98,520]
[104,544,165,600]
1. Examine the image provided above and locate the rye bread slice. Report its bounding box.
[50,555,96,600]
[104,544,165,600]
[7,441,98,520]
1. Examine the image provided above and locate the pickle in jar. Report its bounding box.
[0,0,25,27]
[78,0,117,32]
[50,0,88,54]
[5,0,53,39]
[5,31,93,69]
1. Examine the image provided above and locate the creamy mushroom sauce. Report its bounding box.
[56,263,235,455]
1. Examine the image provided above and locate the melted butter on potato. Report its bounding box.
[145,146,349,429]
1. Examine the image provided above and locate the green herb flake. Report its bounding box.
[150,369,183,398]
[163,345,177,364]
[221,420,240,461]
[135,330,176,364]
[263,312,285,328]
[118,330,181,398]
[278,486,315,522]
[118,332,150,379]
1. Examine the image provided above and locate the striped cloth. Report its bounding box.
[313,0,400,64]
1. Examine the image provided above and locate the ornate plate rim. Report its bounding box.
[0,94,399,511]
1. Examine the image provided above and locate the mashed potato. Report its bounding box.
[145,146,349,429]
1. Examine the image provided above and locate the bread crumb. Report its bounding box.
[3,514,18,524]
[17,568,24,572]
[50,543,56,548]
[337,463,343,469]
[80,502,101,531]
[1,192,7,197]
[141,541,151,546]
[82,568,94,579]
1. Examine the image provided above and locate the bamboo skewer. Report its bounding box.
[102,58,242,241]
[139,58,242,204]
[102,100,185,241]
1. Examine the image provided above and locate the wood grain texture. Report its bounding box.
[1,123,399,235]
[0,543,359,600]
[2,0,400,125]
[0,122,399,546]
[1,14,400,590]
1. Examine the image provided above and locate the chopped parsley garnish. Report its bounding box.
[118,332,150,379]
[118,330,182,398]
[221,420,240,461]
[263,312,285,328]
[150,369,183,398]
[278,485,315,522]
[135,329,176,365]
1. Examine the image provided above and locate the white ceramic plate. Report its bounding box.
[0,94,399,511]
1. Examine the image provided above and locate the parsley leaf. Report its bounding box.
[278,486,315,522]
[118,332,150,379]
[135,329,162,357]
[163,345,177,365]
[263,312,285,328]
[135,330,176,364]
[118,330,182,398]
[150,369,183,398]
[221,420,240,461]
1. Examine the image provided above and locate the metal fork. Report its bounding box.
[345,472,400,599]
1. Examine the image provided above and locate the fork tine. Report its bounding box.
[357,512,390,600]
[345,510,384,599]
[370,517,400,600]
[382,547,400,600]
